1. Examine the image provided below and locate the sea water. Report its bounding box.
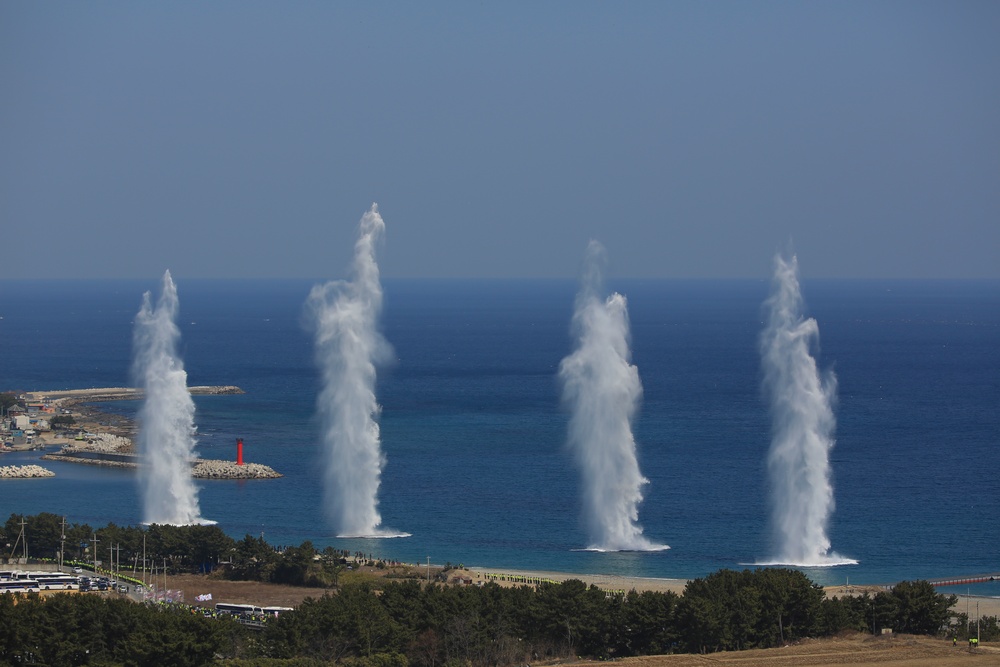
[1,279,997,590]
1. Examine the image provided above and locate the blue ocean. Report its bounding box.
[1,279,998,592]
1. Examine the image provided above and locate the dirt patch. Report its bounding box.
[560,634,999,667]
[164,563,430,608]
[166,573,332,608]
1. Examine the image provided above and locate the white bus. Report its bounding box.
[0,579,40,593]
[215,603,263,616]
[35,575,79,591]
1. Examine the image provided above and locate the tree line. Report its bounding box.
[0,593,227,666]
[1,513,967,665]
[1,570,966,666]
[258,569,960,662]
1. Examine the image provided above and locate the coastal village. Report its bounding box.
[0,387,281,479]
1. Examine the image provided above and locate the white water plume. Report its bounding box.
[307,204,408,539]
[133,270,210,526]
[559,241,667,552]
[758,254,855,567]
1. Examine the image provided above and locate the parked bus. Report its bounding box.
[215,603,263,616]
[0,579,40,593]
[35,576,79,591]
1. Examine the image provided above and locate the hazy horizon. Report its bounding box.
[2,3,997,281]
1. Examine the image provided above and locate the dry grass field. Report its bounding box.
[561,633,998,667]
[167,572,331,607]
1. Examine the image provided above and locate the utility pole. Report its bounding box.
[8,517,28,563]
[59,516,66,571]
[91,532,100,573]
[142,533,147,589]
[426,557,431,583]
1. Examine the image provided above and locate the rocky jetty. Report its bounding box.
[0,465,55,479]
[20,385,280,478]
[24,385,245,407]
[40,453,135,469]
[43,450,282,479]
[66,433,133,453]
[192,459,283,479]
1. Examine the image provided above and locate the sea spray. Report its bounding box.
[133,270,208,526]
[307,204,407,538]
[759,253,855,566]
[559,241,667,552]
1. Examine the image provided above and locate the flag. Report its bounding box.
[195,593,212,602]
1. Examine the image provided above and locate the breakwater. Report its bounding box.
[25,385,245,405]
[42,450,282,479]
[26,385,280,478]
[192,460,283,479]
[0,465,55,479]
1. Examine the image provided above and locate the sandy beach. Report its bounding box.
[465,566,689,594]
[462,567,1000,620]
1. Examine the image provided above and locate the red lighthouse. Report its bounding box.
[236,438,244,466]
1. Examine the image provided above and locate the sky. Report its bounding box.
[1,2,998,280]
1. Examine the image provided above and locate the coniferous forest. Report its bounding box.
[0,513,982,666]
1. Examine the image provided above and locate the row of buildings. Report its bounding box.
[2,395,56,448]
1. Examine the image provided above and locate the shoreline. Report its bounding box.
[8,387,998,617]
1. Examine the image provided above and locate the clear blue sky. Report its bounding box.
[2,2,997,280]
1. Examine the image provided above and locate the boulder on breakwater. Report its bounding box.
[0,465,55,479]
[192,459,282,479]
[189,385,245,395]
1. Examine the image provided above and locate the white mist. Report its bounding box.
[133,270,208,526]
[559,241,667,552]
[759,254,855,566]
[307,204,407,538]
